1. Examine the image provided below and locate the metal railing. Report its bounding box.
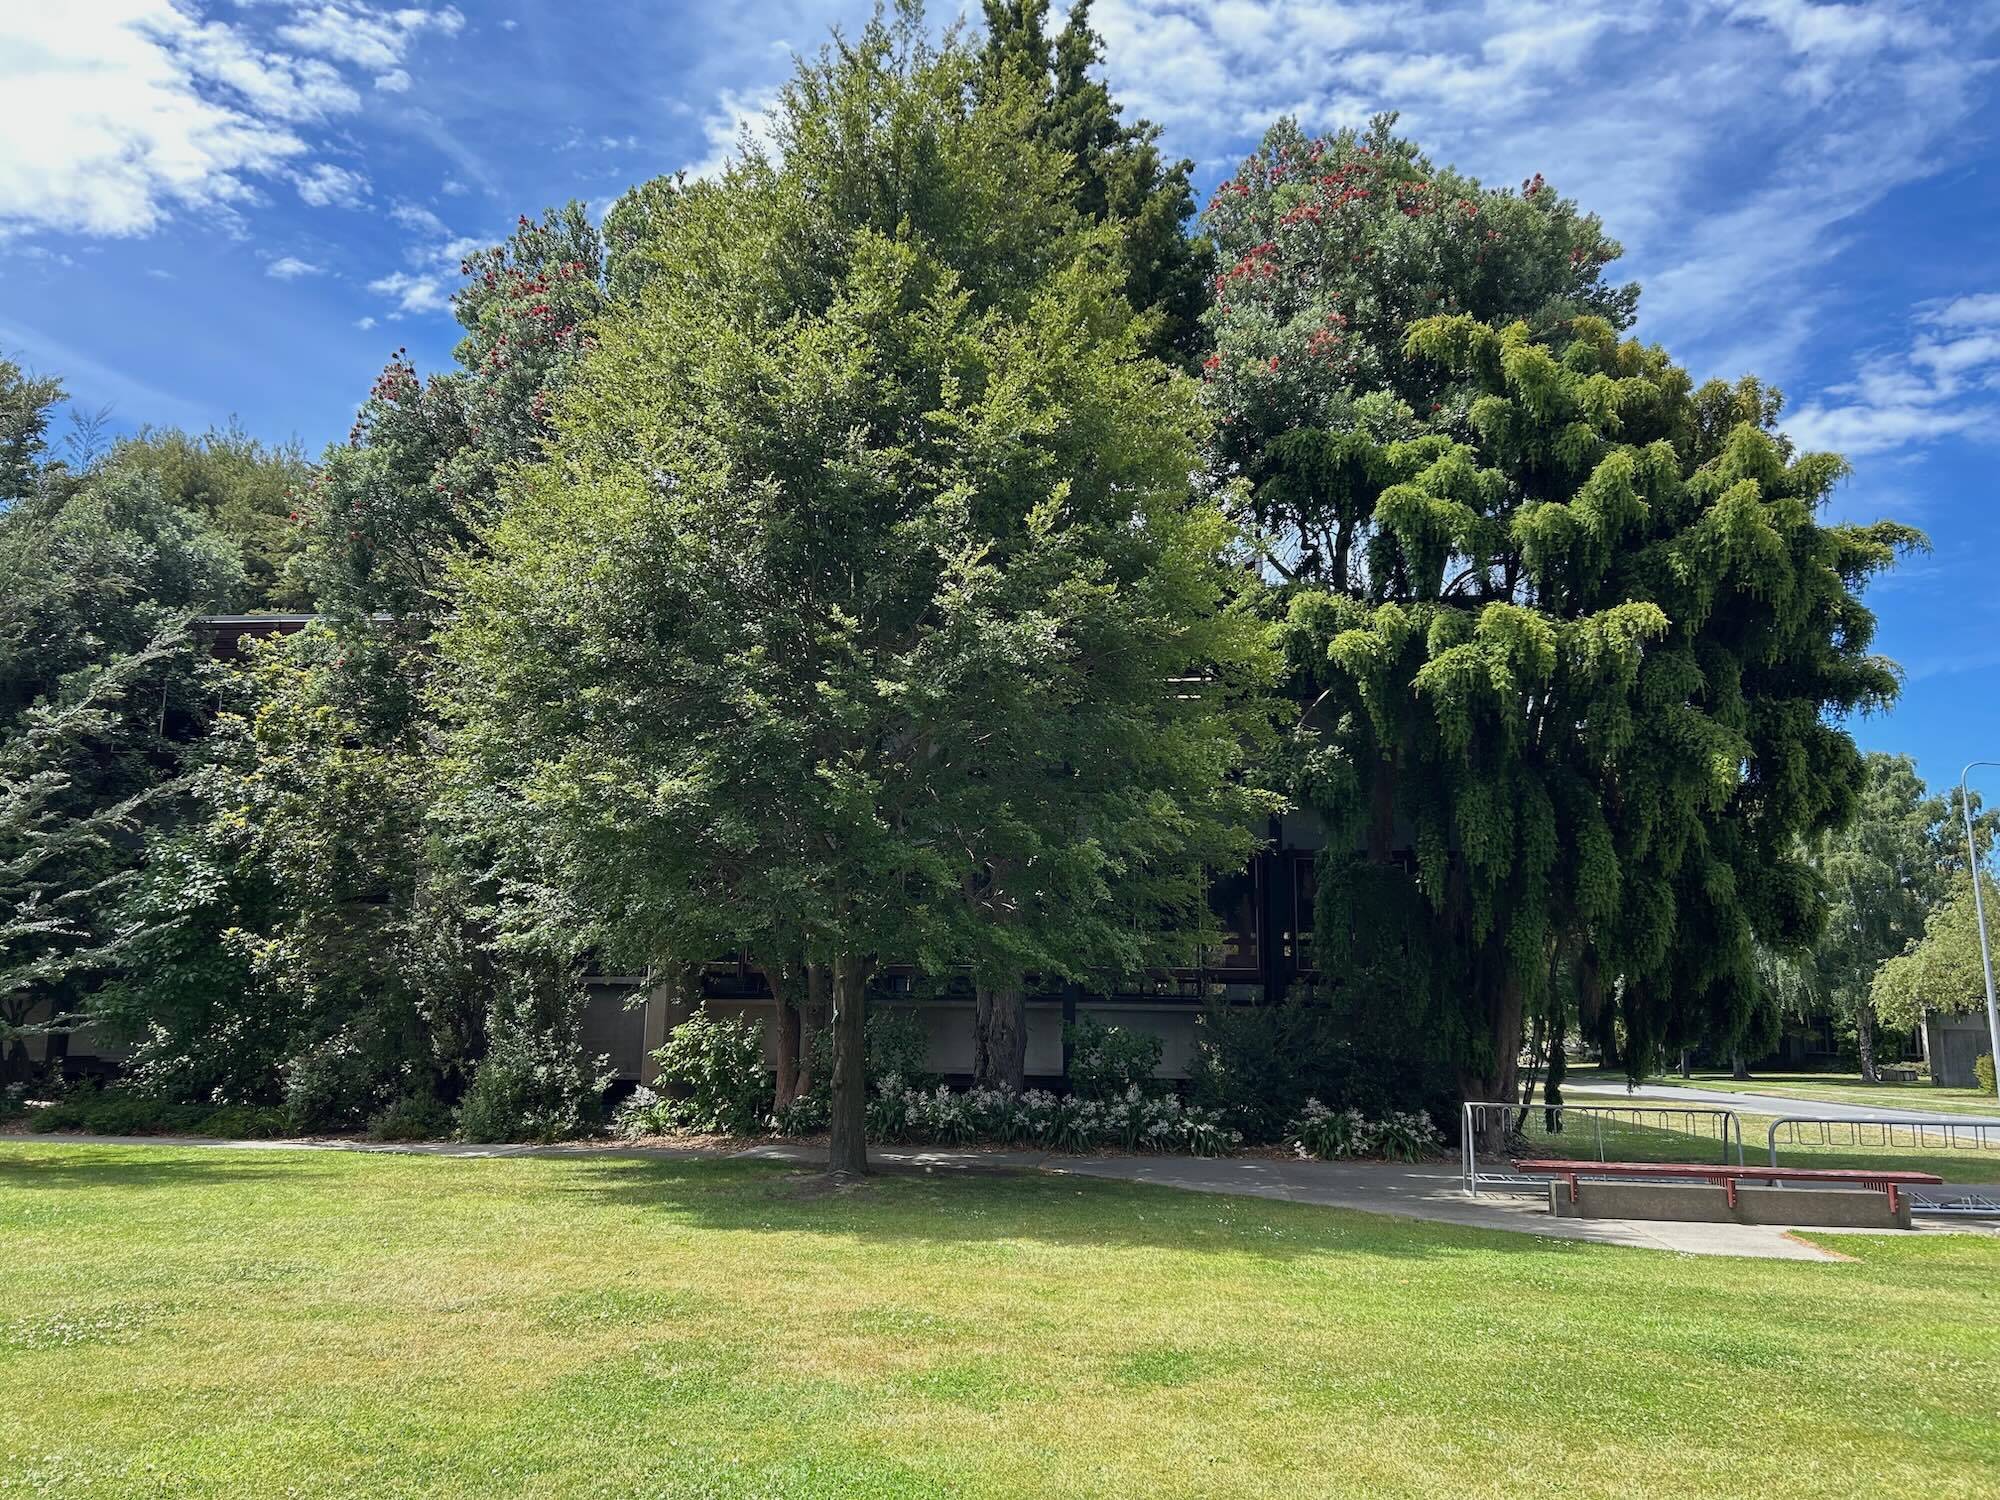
[1765,1115,2000,1217]
[1461,1100,1743,1198]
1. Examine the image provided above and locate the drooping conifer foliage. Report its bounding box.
[1282,313,1918,1103]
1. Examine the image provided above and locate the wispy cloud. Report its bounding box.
[266,255,324,280]
[294,162,371,209]
[0,1,462,240]
[682,87,782,180]
[367,268,449,314]
[1785,291,2000,457]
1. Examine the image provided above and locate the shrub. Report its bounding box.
[0,1082,25,1122]
[458,973,613,1144]
[801,1004,937,1101]
[863,1077,1241,1155]
[283,1030,394,1134]
[26,1091,289,1139]
[647,1006,772,1136]
[1288,1099,1445,1162]
[1978,1053,1996,1096]
[367,1092,455,1142]
[1064,1015,1164,1100]
[1189,985,1457,1142]
[771,1090,830,1138]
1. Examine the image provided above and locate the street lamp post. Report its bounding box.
[1958,761,2000,1103]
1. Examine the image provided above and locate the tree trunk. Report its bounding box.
[1462,959,1524,1153]
[797,963,827,1099]
[1678,1049,1692,1078]
[1544,1014,1567,1134]
[1857,1002,1878,1084]
[1366,750,1397,862]
[973,982,1026,1092]
[764,963,802,1111]
[826,955,870,1178]
[1730,1048,1749,1081]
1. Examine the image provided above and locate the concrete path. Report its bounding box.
[22,1130,1993,1261]
[1564,1080,2000,1124]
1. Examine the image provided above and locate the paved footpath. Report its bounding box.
[19,1131,1997,1261]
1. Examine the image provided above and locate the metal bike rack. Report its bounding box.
[1461,1100,1743,1198]
[1765,1115,2000,1217]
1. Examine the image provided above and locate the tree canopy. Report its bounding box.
[444,13,1277,1171]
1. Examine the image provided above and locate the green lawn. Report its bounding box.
[4,1145,1999,1498]
[1566,1066,2000,1116]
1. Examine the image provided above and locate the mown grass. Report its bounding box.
[1567,1066,2000,1116]
[3,1144,1998,1498]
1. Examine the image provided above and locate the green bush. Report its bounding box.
[1977,1053,1996,1096]
[647,1007,772,1136]
[458,974,613,1144]
[803,1004,936,1094]
[1064,1015,1163,1100]
[367,1092,455,1142]
[282,1029,395,1134]
[1288,1099,1445,1162]
[27,1091,290,1139]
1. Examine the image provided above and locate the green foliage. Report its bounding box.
[868,1076,1240,1154]
[302,205,606,625]
[1977,1053,1995,1095]
[1273,312,1917,1100]
[1064,1014,1163,1099]
[645,1007,774,1136]
[0,345,67,504]
[367,1090,455,1143]
[803,1006,938,1096]
[1288,1100,1445,1162]
[457,972,610,1143]
[1200,115,1638,581]
[1873,873,1999,1028]
[1186,985,1456,1141]
[107,424,312,608]
[444,14,1278,1170]
[977,0,1208,365]
[27,1088,289,1138]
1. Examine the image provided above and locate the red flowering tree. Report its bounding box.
[1201,114,1636,586]
[302,205,605,625]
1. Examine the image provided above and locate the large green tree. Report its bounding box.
[0,407,241,1075]
[1810,753,1969,1079]
[1278,314,1915,1108]
[444,12,1276,1172]
[977,0,1208,366]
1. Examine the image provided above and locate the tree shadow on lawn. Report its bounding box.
[545,1154,1582,1265]
[0,1147,345,1194]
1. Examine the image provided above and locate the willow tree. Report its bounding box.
[1282,315,1916,1105]
[444,12,1275,1173]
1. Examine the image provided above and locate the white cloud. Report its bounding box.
[276,4,464,71]
[355,314,377,329]
[1086,0,1996,387]
[0,2,463,240]
[1784,292,2000,456]
[441,177,469,196]
[266,254,323,279]
[0,2,309,236]
[374,68,412,94]
[294,162,370,208]
[368,269,449,314]
[683,87,782,180]
[390,200,449,236]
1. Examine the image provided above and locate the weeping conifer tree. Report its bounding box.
[1283,314,1918,1108]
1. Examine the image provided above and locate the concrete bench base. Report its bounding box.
[1548,1178,1913,1230]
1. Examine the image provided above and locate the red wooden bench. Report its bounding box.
[1512,1159,1943,1215]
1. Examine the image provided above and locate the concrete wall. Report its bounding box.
[589,986,1206,1085]
[1548,1178,1912,1230]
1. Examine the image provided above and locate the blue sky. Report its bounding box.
[2,1,1998,797]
